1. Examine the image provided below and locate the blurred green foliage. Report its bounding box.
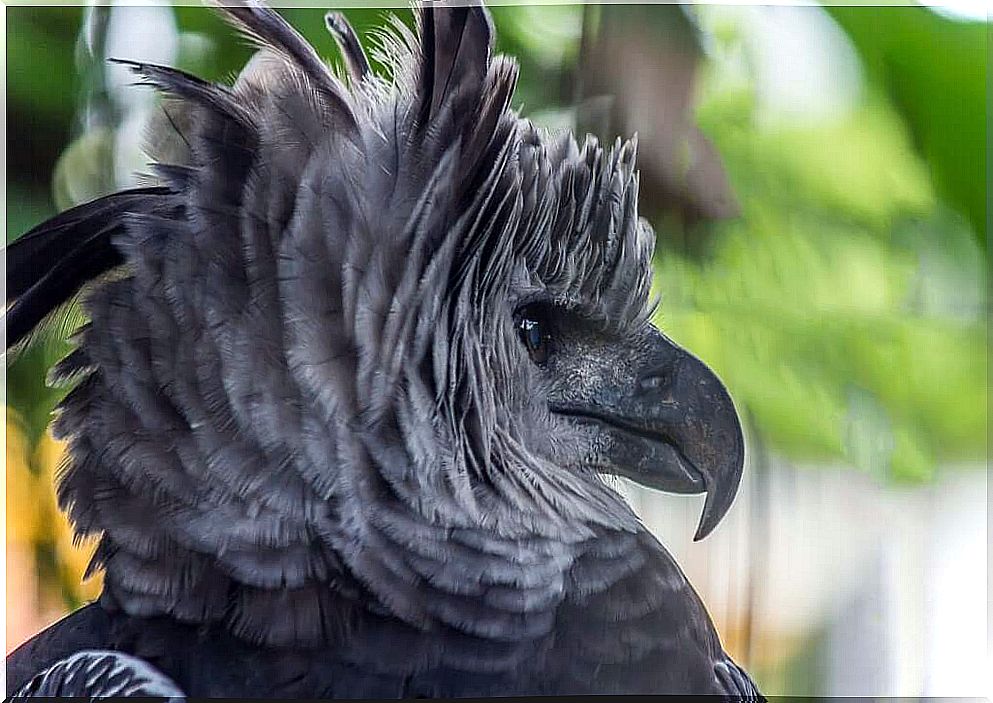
[6,9,83,130]
[828,6,986,252]
[5,4,987,485]
[653,7,986,481]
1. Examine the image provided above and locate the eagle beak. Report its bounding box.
[626,328,744,540]
[554,327,744,540]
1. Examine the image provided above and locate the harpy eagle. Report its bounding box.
[6,2,760,697]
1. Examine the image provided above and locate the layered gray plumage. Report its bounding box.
[6,2,759,697]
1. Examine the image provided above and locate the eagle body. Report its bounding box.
[6,2,759,697]
[10,533,754,697]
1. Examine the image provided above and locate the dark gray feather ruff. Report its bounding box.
[51,1,652,646]
[6,1,760,697]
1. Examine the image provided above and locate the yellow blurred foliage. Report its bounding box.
[6,407,103,614]
[6,410,43,545]
[35,429,103,602]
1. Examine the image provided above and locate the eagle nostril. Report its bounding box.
[637,357,681,396]
[640,374,666,391]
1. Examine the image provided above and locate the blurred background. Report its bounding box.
[5,2,987,697]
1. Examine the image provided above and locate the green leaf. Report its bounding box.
[827,6,987,250]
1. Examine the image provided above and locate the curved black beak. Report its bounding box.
[639,329,744,540]
[554,328,744,540]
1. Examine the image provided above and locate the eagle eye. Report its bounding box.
[516,304,551,365]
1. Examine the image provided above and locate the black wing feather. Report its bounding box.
[13,650,185,698]
[5,187,171,350]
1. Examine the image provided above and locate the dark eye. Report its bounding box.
[516,305,551,365]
